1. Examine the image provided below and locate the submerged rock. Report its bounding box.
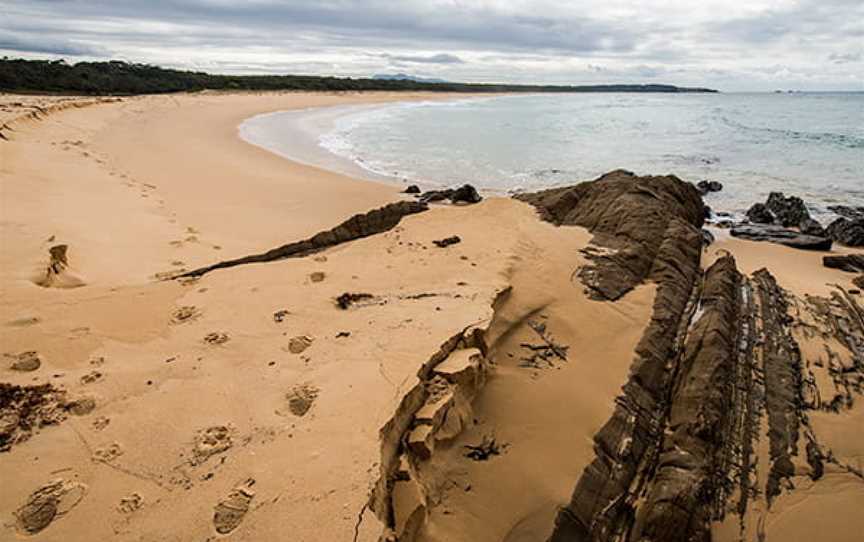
[826,217,864,247]
[695,179,723,195]
[730,224,832,250]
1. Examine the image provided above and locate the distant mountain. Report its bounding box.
[373,73,450,84]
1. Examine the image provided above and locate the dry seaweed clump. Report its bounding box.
[1,383,68,452]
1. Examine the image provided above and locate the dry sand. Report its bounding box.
[1,92,862,542]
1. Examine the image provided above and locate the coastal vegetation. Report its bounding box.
[0,57,718,95]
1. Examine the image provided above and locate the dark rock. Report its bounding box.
[799,218,826,237]
[826,217,864,247]
[827,205,864,220]
[731,224,832,251]
[10,351,42,372]
[703,205,712,221]
[1,383,68,452]
[746,203,774,224]
[701,229,715,246]
[449,184,482,204]
[403,185,421,194]
[419,184,482,205]
[823,254,864,273]
[696,180,723,195]
[335,292,374,310]
[854,275,864,289]
[515,169,704,300]
[432,236,461,248]
[178,201,428,278]
[521,171,705,541]
[418,188,453,203]
[632,255,741,542]
[766,192,810,227]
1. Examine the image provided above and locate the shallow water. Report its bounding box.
[240,92,864,220]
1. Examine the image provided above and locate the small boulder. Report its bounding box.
[449,184,482,204]
[433,236,461,248]
[766,192,810,227]
[418,188,454,203]
[10,351,42,372]
[746,203,774,224]
[826,217,864,247]
[403,185,421,194]
[701,229,715,246]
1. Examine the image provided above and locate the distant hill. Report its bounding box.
[373,73,450,84]
[0,58,719,95]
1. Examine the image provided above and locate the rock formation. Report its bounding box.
[177,201,427,278]
[826,217,864,247]
[730,224,833,250]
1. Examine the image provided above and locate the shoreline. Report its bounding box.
[1,92,862,542]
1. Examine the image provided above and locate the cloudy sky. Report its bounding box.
[1,0,862,91]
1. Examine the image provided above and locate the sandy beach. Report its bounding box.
[2,92,863,542]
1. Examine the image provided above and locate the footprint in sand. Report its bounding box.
[15,478,87,534]
[80,370,103,385]
[92,442,124,463]
[213,479,255,534]
[278,384,319,417]
[171,305,202,325]
[191,426,233,466]
[92,416,110,431]
[203,332,230,345]
[9,351,42,372]
[64,396,96,416]
[286,335,313,354]
[117,493,143,514]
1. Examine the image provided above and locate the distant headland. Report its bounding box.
[0,58,718,95]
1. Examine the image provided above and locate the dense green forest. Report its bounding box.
[0,58,718,95]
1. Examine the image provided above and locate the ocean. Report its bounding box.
[239,92,864,221]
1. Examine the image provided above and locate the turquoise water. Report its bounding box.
[241,93,864,220]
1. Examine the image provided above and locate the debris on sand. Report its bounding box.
[35,244,85,288]
[285,384,319,417]
[15,478,87,534]
[9,351,42,372]
[433,236,461,248]
[273,309,290,323]
[336,292,374,309]
[1,383,68,452]
[191,426,233,466]
[518,320,569,369]
[203,332,230,345]
[287,335,313,354]
[213,479,255,534]
[464,435,505,461]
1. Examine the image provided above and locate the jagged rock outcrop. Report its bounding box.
[799,217,826,237]
[730,224,833,250]
[177,201,427,278]
[746,202,774,224]
[766,192,811,228]
[826,217,864,247]
[516,169,704,300]
[631,255,742,541]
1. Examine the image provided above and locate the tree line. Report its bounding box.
[0,58,718,95]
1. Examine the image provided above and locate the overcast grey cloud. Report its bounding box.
[1,0,862,90]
